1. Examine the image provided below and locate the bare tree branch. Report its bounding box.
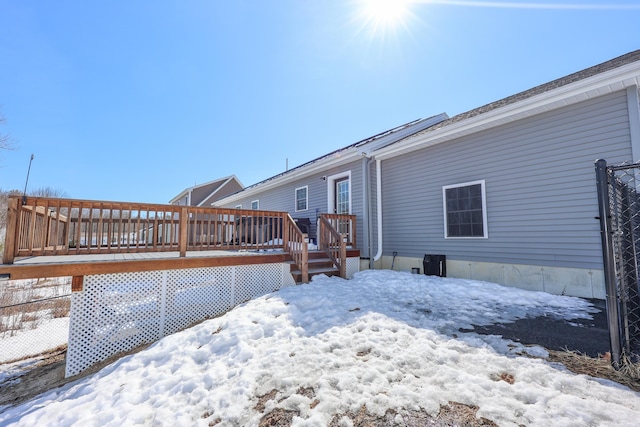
[29,186,69,198]
[0,112,16,151]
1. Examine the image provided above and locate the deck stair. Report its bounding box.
[289,250,339,283]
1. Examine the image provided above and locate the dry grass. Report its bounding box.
[248,387,500,427]
[327,402,499,426]
[548,349,640,392]
[0,278,71,336]
[240,349,640,426]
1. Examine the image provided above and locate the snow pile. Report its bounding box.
[1,270,637,426]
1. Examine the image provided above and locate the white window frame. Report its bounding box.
[251,200,259,210]
[326,171,351,214]
[235,204,242,209]
[442,180,488,239]
[295,185,308,212]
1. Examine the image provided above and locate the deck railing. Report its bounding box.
[319,213,357,248]
[285,214,309,283]
[318,215,347,278]
[2,196,358,284]
[2,196,289,260]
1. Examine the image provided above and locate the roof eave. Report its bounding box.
[168,189,190,204]
[213,114,450,206]
[213,147,362,205]
[198,176,243,207]
[374,60,640,160]
[169,175,242,205]
[356,113,449,157]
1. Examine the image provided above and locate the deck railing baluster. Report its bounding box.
[2,196,356,266]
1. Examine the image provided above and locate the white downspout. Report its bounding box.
[373,158,383,262]
[361,155,371,261]
[627,85,640,162]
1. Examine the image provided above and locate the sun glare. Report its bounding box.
[359,0,411,35]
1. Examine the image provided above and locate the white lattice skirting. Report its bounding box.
[66,258,360,377]
[345,257,359,278]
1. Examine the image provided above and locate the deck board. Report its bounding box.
[0,250,289,281]
[0,248,360,282]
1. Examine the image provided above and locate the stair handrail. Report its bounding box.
[318,215,347,278]
[284,214,308,283]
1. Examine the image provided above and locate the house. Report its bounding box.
[214,50,640,299]
[169,175,244,206]
[211,114,449,253]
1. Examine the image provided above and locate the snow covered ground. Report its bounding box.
[0,278,71,364]
[1,270,638,426]
[0,317,69,364]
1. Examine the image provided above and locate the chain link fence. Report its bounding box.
[595,159,640,369]
[0,277,71,365]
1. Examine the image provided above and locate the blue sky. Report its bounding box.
[0,1,639,203]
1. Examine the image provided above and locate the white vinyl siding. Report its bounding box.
[380,90,633,270]
[215,160,364,248]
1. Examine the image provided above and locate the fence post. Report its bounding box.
[595,158,622,368]
[2,196,19,265]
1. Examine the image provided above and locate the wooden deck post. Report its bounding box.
[72,275,84,292]
[283,214,290,248]
[2,196,19,265]
[179,207,188,257]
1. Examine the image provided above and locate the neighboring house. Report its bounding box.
[169,176,244,207]
[211,114,449,256]
[214,49,640,299]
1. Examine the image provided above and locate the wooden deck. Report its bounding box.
[0,248,361,291]
[0,250,288,280]
[1,196,359,287]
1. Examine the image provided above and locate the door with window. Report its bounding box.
[334,177,350,235]
[334,177,350,215]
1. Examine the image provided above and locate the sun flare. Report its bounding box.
[359,0,412,34]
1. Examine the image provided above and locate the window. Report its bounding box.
[251,200,259,210]
[443,180,487,238]
[235,204,242,209]
[295,186,308,212]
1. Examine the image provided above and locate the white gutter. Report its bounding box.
[373,158,383,262]
[215,115,448,206]
[215,148,361,204]
[374,62,640,161]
